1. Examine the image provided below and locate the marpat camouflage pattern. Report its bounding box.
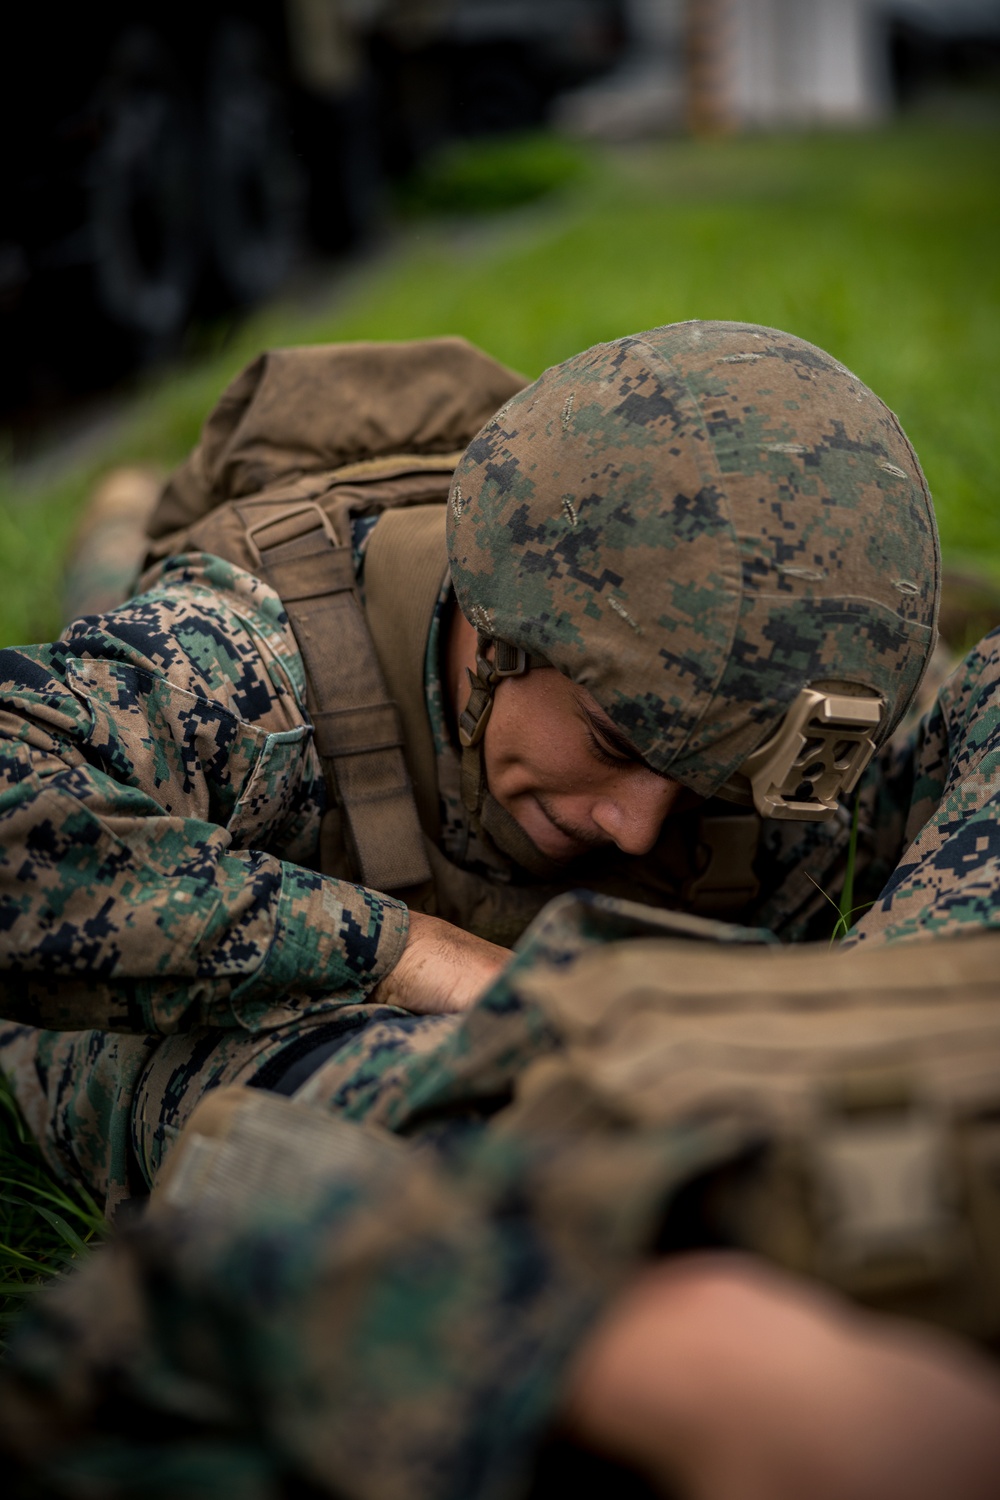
[448,322,939,793]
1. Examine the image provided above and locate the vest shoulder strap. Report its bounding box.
[235,498,432,893]
[363,505,449,844]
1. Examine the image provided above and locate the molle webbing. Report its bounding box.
[238,500,431,893]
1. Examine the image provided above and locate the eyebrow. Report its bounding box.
[580,704,644,763]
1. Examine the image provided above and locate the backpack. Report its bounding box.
[141,337,527,898]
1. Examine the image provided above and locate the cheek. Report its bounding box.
[486,721,606,799]
[485,681,598,792]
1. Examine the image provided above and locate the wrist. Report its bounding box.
[560,1255,735,1488]
[561,1253,1000,1500]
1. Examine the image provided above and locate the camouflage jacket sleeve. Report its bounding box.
[751,635,1000,945]
[741,727,917,945]
[0,554,409,1035]
[848,629,1000,944]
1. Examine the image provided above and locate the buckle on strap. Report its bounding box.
[493,640,528,678]
[458,636,529,749]
[740,688,883,822]
[684,813,761,913]
[243,503,339,568]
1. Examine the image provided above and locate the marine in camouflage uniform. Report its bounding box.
[0,321,995,1223]
[3,321,1000,1496]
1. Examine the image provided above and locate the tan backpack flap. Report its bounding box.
[148,338,528,540]
[141,453,464,573]
[140,480,328,578]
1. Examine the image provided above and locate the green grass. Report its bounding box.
[2,120,998,648]
[396,130,592,215]
[1,118,998,1327]
[0,1073,105,1349]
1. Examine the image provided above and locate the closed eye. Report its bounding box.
[586,727,633,769]
[576,697,645,769]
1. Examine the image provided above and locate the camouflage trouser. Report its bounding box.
[4,629,1000,1216]
[0,1004,458,1216]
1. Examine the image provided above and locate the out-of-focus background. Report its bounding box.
[2,0,999,648]
[0,0,999,1335]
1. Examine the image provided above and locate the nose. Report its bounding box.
[592,771,681,856]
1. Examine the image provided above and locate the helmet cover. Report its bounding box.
[447,321,939,799]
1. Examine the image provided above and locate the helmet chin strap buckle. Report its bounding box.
[458,636,529,749]
[740,688,884,821]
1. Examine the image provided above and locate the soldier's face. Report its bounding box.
[483,667,688,862]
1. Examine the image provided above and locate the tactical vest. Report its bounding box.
[500,899,1000,1345]
[143,339,763,946]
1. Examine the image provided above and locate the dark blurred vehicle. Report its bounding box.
[1,0,625,421]
[883,0,1000,105]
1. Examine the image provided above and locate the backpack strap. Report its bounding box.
[238,499,431,893]
[363,505,449,843]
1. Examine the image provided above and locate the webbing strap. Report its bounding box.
[239,501,431,892]
[363,505,449,842]
[324,449,467,485]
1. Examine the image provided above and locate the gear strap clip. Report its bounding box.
[458,635,529,748]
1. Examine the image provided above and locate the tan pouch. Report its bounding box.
[502,920,1000,1343]
[150,1086,406,1224]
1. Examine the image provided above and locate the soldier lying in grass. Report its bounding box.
[2,322,1000,1495]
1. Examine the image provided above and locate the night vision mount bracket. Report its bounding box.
[736,688,884,822]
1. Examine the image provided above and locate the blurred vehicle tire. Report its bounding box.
[204,20,308,306]
[453,43,545,135]
[301,82,384,254]
[87,30,201,348]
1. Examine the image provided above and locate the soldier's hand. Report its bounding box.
[561,1253,1000,1500]
[372,911,511,1014]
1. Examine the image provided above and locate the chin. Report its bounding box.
[536,840,586,864]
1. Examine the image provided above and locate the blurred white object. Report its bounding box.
[556,0,892,139]
[728,0,889,127]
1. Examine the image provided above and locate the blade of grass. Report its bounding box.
[0,1195,93,1256]
[0,1072,106,1348]
[0,1240,57,1271]
[838,794,861,935]
[0,1175,102,1226]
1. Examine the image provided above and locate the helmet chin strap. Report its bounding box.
[457,633,529,748]
[457,633,565,878]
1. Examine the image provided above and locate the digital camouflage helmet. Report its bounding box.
[448,321,939,823]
